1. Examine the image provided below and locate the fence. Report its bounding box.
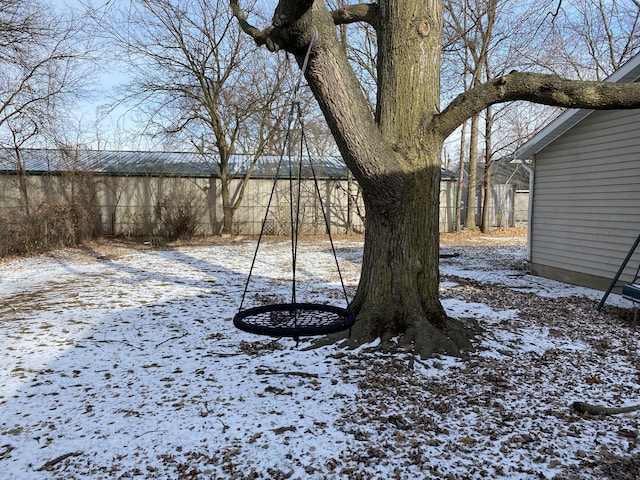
[1,172,525,253]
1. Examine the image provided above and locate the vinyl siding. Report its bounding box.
[531,108,640,290]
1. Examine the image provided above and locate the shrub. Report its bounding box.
[155,185,205,240]
[0,201,99,257]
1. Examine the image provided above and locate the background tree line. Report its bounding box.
[1,0,640,256]
[442,0,640,232]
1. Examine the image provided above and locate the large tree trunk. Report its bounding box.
[233,0,475,357]
[349,155,473,357]
[344,0,473,356]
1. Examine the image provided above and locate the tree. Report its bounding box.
[445,0,498,230]
[541,0,640,80]
[232,0,640,357]
[0,0,90,139]
[0,0,92,243]
[90,0,291,234]
[443,0,556,232]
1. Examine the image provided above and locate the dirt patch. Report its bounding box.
[440,227,527,247]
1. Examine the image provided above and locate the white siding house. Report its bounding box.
[514,54,640,292]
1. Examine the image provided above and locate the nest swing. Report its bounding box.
[233,30,355,340]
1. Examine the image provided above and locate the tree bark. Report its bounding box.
[220,165,233,235]
[455,120,466,231]
[349,151,474,357]
[480,161,492,232]
[480,105,493,233]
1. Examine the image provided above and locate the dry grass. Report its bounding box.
[0,228,528,266]
[440,227,527,247]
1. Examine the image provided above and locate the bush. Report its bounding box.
[155,185,205,240]
[0,202,99,257]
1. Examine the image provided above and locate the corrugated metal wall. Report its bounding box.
[0,173,460,237]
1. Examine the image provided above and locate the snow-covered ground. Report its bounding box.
[1,237,639,479]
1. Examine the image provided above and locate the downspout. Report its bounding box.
[518,159,534,262]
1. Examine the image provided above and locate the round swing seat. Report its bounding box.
[233,303,356,338]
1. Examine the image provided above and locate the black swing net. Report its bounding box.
[233,32,355,339]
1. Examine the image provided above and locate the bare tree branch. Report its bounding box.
[229,0,275,49]
[0,0,91,146]
[231,0,380,50]
[331,3,380,30]
[553,0,563,16]
[434,71,640,138]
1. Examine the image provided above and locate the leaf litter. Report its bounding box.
[0,234,639,479]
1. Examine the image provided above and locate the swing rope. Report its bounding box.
[234,28,355,339]
[295,101,350,305]
[237,28,318,313]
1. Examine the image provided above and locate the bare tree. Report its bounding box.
[0,1,90,137]
[443,0,557,231]
[0,0,93,254]
[90,0,292,234]
[233,0,640,357]
[444,0,499,230]
[542,0,640,80]
[453,0,640,234]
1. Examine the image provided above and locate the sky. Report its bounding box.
[48,0,640,158]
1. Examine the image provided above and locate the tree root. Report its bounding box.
[572,401,640,416]
[302,310,481,360]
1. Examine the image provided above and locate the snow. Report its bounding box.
[1,238,640,479]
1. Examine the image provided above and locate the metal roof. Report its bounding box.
[0,149,349,179]
[0,148,458,180]
[513,54,640,161]
[441,168,456,180]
